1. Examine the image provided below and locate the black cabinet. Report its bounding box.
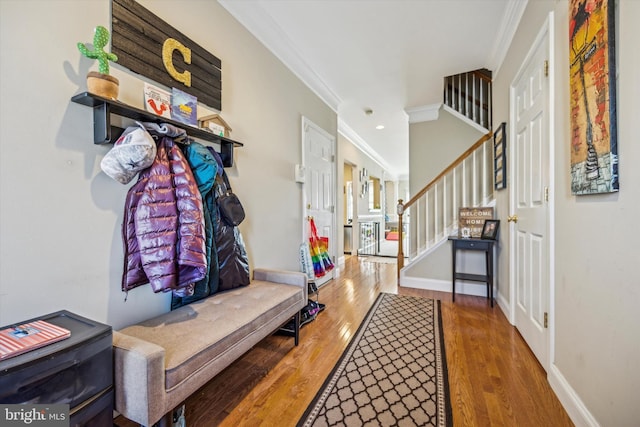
[0,311,113,426]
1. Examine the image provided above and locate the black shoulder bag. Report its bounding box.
[217,172,245,226]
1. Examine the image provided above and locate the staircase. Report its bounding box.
[444,68,492,130]
[397,69,494,276]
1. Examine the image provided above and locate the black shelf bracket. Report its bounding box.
[71,92,243,168]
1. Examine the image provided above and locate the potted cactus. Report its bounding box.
[77,26,119,100]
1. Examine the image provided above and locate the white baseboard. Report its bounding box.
[402,276,512,322]
[314,271,334,288]
[496,292,512,323]
[337,255,346,266]
[548,364,600,427]
[400,276,491,298]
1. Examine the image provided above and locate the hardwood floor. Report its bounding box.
[114,255,573,426]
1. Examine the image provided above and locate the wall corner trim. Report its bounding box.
[218,0,342,112]
[405,103,442,124]
[487,0,529,78]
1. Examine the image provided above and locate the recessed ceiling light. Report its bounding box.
[376,125,385,130]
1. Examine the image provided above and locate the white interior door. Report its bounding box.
[509,18,553,370]
[303,117,336,286]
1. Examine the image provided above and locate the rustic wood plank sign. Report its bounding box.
[111,0,222,110]
[458,207,494,238]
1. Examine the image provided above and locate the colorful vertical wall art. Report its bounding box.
[569,0,618,195]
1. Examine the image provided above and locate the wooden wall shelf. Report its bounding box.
[71,92,243,167]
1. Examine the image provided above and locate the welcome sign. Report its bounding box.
[458,207,494,238]
[111,0,222,110]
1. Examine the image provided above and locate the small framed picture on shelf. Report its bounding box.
[494,122,507,190]
[481,219,500,240]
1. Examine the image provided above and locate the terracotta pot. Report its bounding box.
[87,71,119,100]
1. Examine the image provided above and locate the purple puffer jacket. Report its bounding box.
[121,130,207,294]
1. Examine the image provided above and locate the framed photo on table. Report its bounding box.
[481,219,500,240]
[494,122,507,190]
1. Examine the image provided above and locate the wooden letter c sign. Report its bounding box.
[162,38,191,87]
[112,0,223,110]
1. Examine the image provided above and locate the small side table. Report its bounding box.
[448,236,496,306]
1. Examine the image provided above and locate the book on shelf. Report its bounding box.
[144,82,171,119]
[170,87,198,126]
[0,319,71,360]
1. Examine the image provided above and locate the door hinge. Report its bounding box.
[544,186,549,202]
[544,60,549,77]
[544,312,548,328]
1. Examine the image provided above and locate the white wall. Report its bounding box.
[409,107,483,196]
[0,0,336,329]
[553,1,639,424]
[405,1,639,424]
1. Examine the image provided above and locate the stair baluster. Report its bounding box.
[396,132,494,281]
[444,68,492,131]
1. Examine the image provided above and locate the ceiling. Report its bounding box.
[219,0,527,179]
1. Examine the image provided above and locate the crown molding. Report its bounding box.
[487,0,528,78]
[218,0,342,112]
[405,103,441,124]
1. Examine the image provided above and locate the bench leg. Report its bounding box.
[152,403,185,427]
[151,412,172,427]
[294,311,301,346]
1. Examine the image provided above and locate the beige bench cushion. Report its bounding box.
[117,281,302,390]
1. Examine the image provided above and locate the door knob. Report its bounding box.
[507,215,518,223]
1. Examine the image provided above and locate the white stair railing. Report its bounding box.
[397,132,494,276]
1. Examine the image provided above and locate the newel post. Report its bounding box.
[397,199,404,281]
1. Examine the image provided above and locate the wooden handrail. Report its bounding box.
[469,69,493,82]
[396,130,492,279]
[445,69,492,84]
[403,131,492,210]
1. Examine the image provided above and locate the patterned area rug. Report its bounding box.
[298,293,452,427]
